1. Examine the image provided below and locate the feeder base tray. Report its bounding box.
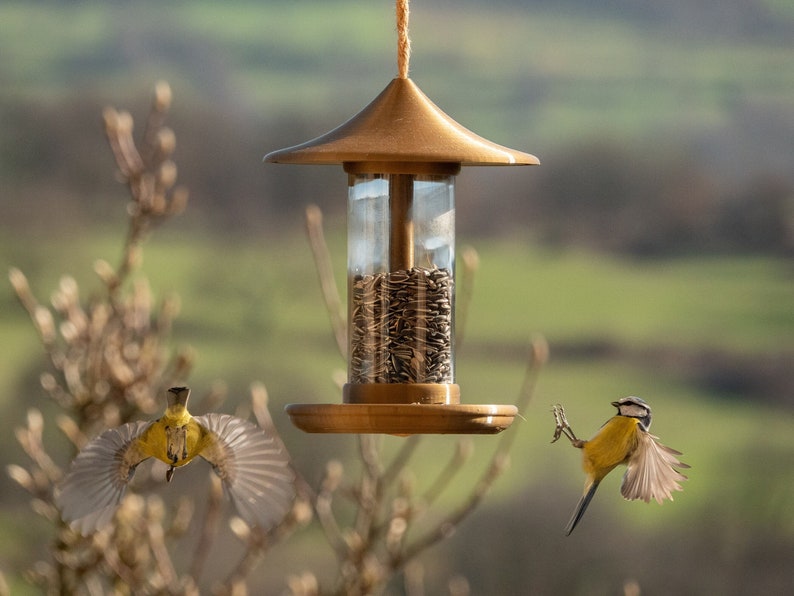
[285,403,517,435]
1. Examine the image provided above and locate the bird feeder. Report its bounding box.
[265,2,538,434]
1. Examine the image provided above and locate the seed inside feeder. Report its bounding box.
[349,266,453,385]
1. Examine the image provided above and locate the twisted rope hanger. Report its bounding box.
[396,0,411,79]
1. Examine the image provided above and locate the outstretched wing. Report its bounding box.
[55,421,153,535]
[621,430,690,503]
[193,413,295,531]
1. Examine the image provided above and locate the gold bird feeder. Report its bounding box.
[265,4,538,434]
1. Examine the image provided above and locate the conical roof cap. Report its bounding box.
[264,77,539,168]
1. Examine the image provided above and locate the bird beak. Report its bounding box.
[610,401,620,408]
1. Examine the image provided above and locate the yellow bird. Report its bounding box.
[551,396,689,535]
[55,386,296,536]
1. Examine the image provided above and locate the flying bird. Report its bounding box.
[56,386,296,535]
[551,396,689,535]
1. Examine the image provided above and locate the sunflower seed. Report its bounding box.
[349,266,453,384]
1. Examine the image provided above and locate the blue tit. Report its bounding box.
[551,396,689,535]
[55,387,296,535]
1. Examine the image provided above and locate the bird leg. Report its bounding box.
[166,465,176,482]
[551,404,585,447]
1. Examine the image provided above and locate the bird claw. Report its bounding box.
[550,404,566,443]
[551,404,579,444]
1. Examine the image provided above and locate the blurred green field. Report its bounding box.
[4,226,791,398]
[1,0,793,592]
[3,224,792,485]
[2,222,793,592]
[2,0,793,149]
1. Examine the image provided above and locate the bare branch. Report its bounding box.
[455,246,479,352]
[381,435,422,486]
[148,517,179,591]
[420,437,473,507]
[305,205,347,359]
[189,473,224,581]
[220,520,269,592]
[395,336,547,570]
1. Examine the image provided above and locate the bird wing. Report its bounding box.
[621,430,690,503]
[193,413,295,531]
[55,420,153,535]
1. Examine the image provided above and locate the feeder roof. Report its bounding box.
[264,77,539,168]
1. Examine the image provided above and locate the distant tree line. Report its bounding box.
[525,140,793,256]
[2,97,792,257]
[468,0,794,40]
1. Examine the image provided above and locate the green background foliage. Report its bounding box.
[1,1,793,594]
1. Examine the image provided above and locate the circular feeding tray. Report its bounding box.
[285,403,517,435]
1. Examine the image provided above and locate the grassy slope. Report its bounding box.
[1,1,793,591]
[3,225,793,591]
[1,1,792,149]
[4,225,792,481]
[5,187,791,591]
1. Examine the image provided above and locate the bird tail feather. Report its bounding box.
[564,481,600,536]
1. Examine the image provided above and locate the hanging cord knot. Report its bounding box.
[396,0,411,79]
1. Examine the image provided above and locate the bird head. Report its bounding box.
[611,396,652,431]
[166,386,191,409]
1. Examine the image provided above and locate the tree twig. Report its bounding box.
[455,246,480,353]
[189,473,223,581]
[305,205,347,359]
[394,336,548,570]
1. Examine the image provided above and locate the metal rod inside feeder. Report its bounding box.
[389,174,414,270]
